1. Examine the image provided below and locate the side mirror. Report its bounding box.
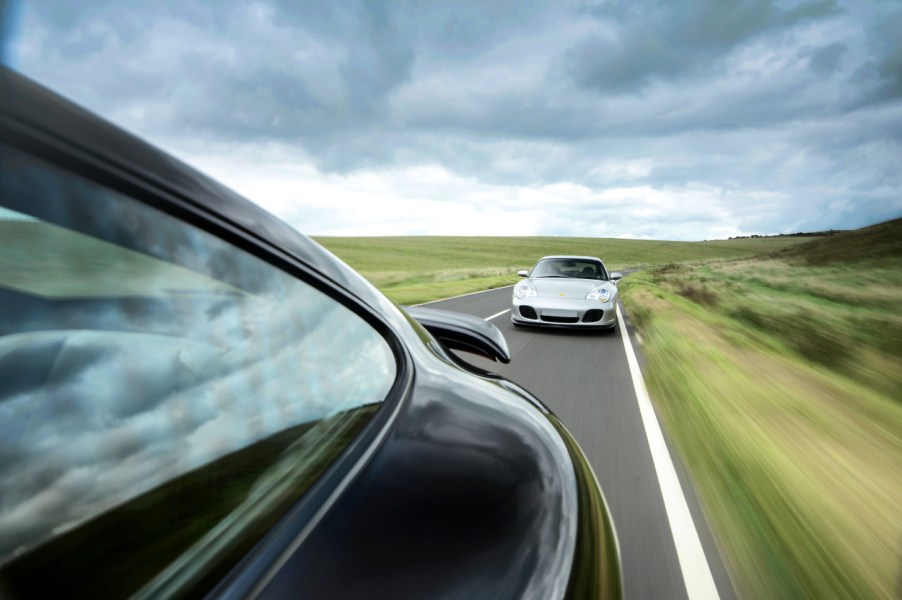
[517,269,529,278]
[610,272,623,281]
[404,306,512,364]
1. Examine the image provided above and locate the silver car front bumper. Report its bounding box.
[511,297,617,329]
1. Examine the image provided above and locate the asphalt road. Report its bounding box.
[424,284,738,600]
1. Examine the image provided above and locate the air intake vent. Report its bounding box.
[519,306,537,319]
[541,315,579,324]
[582,309,603,323]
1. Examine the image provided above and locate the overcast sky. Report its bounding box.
[5,0,902,239]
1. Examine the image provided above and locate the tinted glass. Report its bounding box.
[531,259,607,280]
[0,146,397,598]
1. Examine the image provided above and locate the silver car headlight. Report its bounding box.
[586,285,612,303]
[514,281,538,299]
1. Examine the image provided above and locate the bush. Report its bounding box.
[778,312,851,366]
[656,263,686,273]
[729,304,767,328]
[675,282,719,307]
[729,305,851,367]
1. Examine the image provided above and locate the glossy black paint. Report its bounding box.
[0,67,621,599]
[257,359,577,599]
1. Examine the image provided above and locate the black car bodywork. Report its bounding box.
[0,68,621,599]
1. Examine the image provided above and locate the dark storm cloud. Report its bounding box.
[568,0,838,93]
[808,42,847,76]
[13,0,890,144]
[17,0,416,142]
[866,9,902,103]
[9,0,902,237]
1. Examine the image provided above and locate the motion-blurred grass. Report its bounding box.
[315,235,813,304]
[618,219,902,599]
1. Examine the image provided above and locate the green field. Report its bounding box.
[618,219,902,599]
[315,234,816,304]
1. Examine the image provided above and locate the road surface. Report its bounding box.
[423,284,738,600]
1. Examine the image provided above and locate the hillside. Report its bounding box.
[316,234,817,272]
[774,217,902,266]
[315,234,818,304]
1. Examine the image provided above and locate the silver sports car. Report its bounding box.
[511,256,623,330]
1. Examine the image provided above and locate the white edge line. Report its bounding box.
[616,303,721,600]
[484,309,511,321]
[413,284,514,306]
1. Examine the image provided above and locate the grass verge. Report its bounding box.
[618,226,902,599]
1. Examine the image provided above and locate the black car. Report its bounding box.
[0,67,621,599]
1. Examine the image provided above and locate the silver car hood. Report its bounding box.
[531,278,611,298]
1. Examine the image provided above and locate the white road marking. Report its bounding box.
[484,309,511,321]
[616,303,721,600]
[413,285,514,306]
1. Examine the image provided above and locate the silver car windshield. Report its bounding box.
[531,259,607,280]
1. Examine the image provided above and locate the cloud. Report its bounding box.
[867,7,902,103]
[568,0,839,94]
[7,0,902,240]
[808,42,847,75]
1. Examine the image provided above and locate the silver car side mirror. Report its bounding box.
[517,269,529,277]
[610,272,623,281]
